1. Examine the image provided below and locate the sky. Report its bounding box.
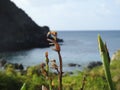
[11,0,120,31]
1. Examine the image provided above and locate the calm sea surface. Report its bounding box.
[0,31,120,71]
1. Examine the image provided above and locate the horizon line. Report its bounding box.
[56,30,120,31]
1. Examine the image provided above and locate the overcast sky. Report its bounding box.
[11,0,120,31]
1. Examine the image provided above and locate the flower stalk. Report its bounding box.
[58,51,63,90]
[45,52,52,90]
[47,31,63,90]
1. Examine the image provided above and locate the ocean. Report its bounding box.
[0,31,120,71]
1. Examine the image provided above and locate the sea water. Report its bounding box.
[0,31,120,71]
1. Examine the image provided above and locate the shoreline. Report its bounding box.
[0,59,102,73]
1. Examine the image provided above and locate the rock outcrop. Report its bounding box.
[67,63,81,67]
[0,0,50,52]
[87,61,102,69]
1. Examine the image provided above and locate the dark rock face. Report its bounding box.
[68,63,81,67]
[0,0,50,52]
[87,61,102,69]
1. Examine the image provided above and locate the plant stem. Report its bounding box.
[45,54,52,90]
[58,51,62,90]
[49,79,52,90]
[80,75,87,90]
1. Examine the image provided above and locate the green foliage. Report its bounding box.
[25,74,47,90]
[26,66,35,76]
[0,60,120,90]
[4,64,17,76]
[0,71,22,90]
[62,73,83,90]
[111,60,120,90]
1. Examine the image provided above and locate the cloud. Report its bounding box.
[96,3,111,17]
[10,0,120,30]
[115,0,120,4]
[11,0,30,6]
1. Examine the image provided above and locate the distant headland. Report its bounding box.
[0,0,51,52]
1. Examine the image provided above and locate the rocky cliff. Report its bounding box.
[0,0,50,52]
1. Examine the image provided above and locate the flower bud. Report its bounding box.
[45,52,48,58]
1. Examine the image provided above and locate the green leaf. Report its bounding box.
[20,83,26,90]
[98,35,115,90]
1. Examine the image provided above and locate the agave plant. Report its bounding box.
[98,35,115,90]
